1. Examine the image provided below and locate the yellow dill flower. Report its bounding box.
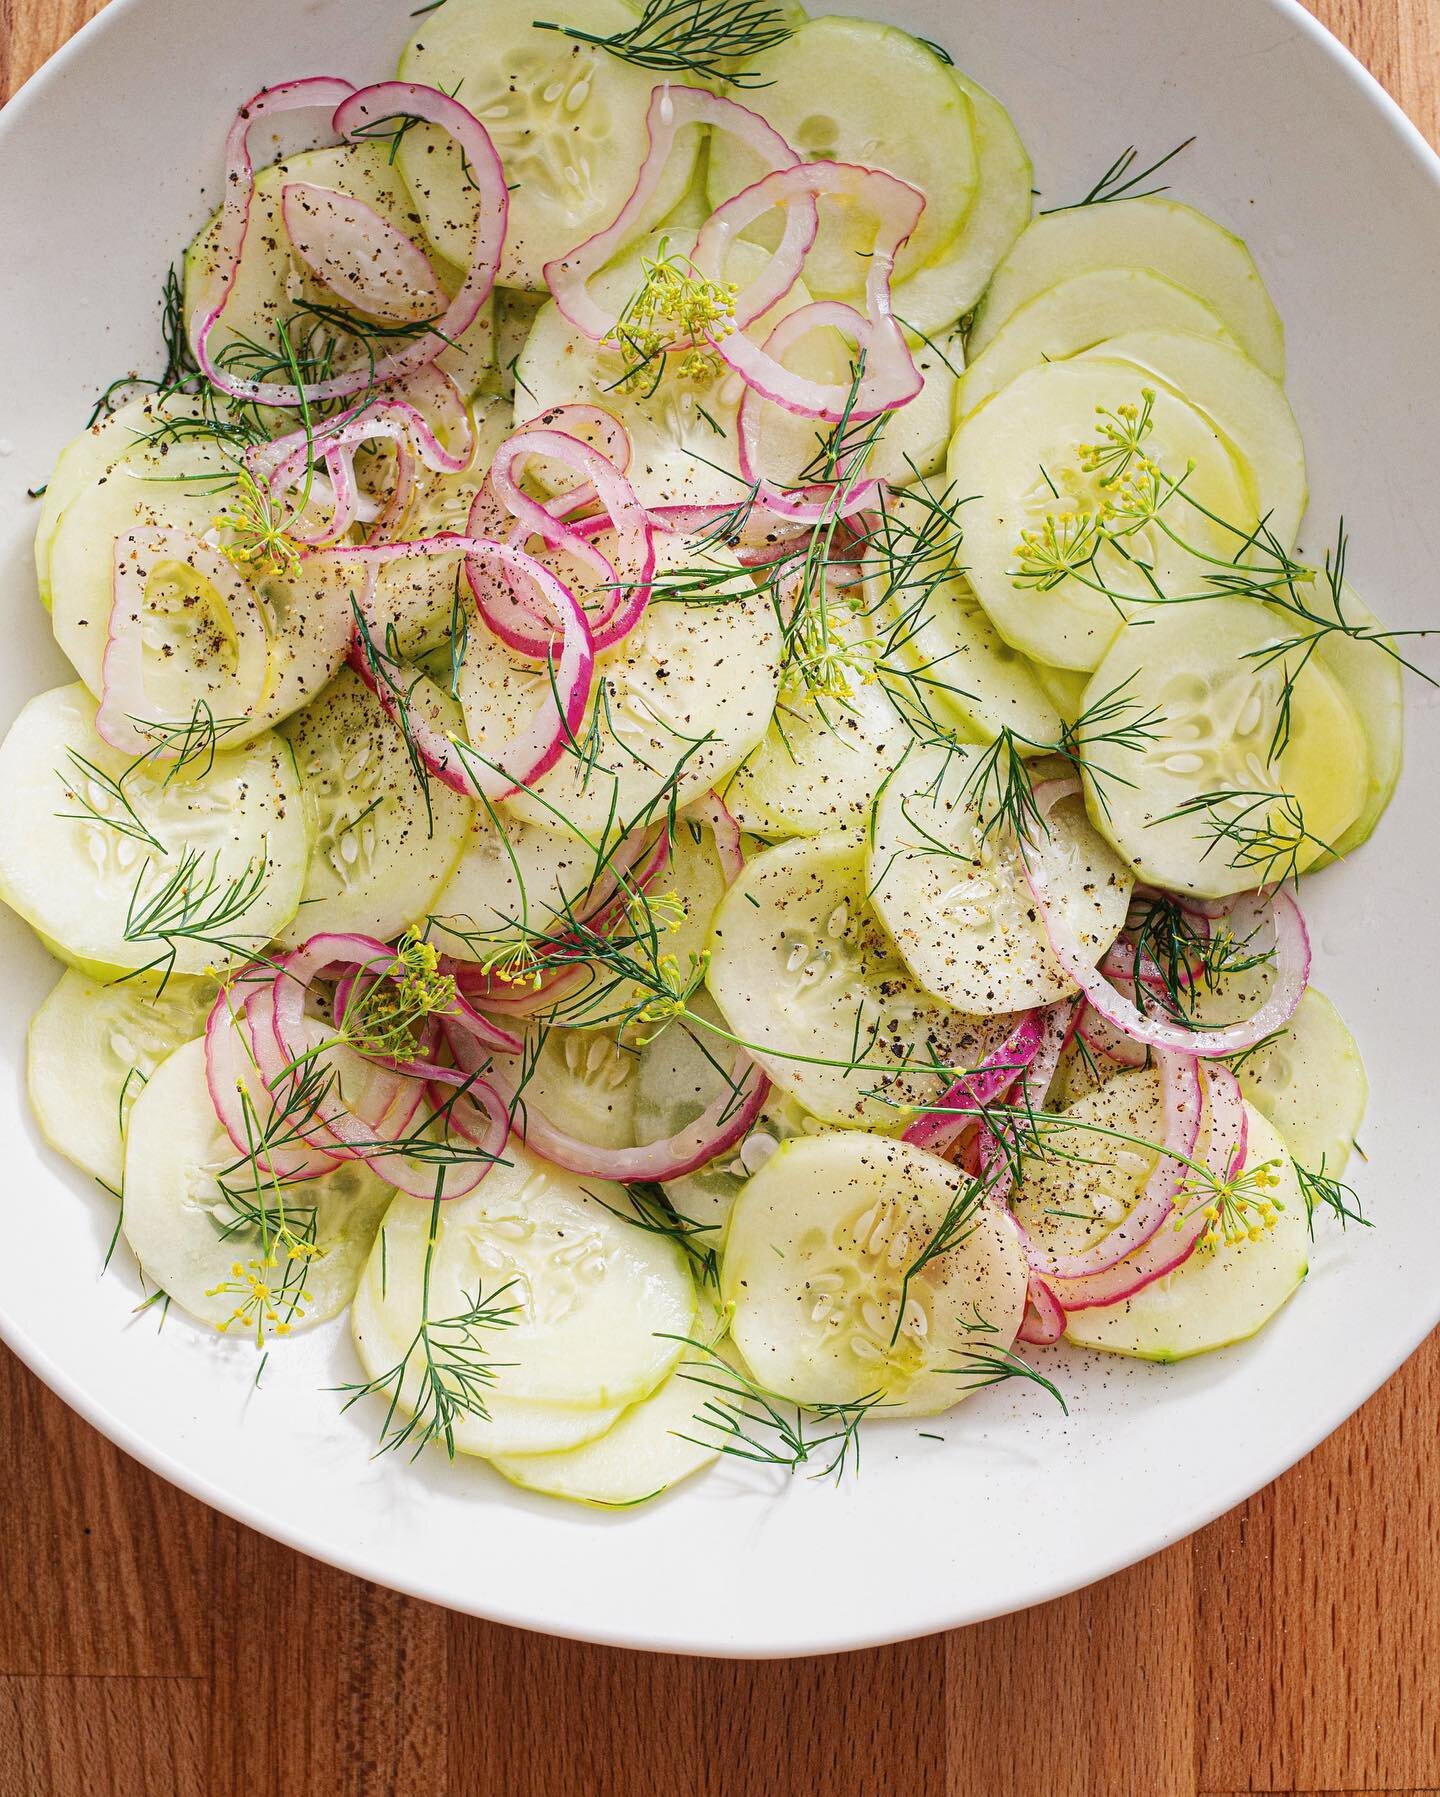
[213,468,304,580]
[603,236,738,394]
[345,929,457,1058]
[631,948,710,1044]
[1011,511,1104,591]
[1175,1155,1287,1253]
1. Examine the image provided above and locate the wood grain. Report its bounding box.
[1,2,1437,1793]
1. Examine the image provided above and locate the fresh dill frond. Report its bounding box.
[121,845,271,985]
[890,1174,987,1344]
[533,0,796,86]
[1041,136,1196,213]
[590,1181,721,1287]
[1153,786,1330,888]
[336,1226,521,1460]
[940,1341,1068,1412]
[1295,1156,1370,1237]
[666,1335,889,1483]
[1123,891,1275,1025]
[54,750,167,854]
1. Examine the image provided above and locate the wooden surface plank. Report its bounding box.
[1,2,1438,1795]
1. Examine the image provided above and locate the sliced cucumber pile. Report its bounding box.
[48,427,353,740]
[707,19,978,297]
[397,0,700,291]
[279,667,470,946]
[968,197,1285,377]
[5,0,1409,1515]
[350,1137,696,1456]
[867,742,1132,1013]
[1079,596,1369,896]
[1232,987,1367,1175]
[184,141,495,397]
[460,535,780,840]
[1064,1107,1308,1360]
[123,1039,393,1332]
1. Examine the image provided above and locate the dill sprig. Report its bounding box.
[337,1198,521,1460]
[54,749,167,854]
[890,1174,988,1345]
[1296,1156,1370,1237]
[1041,136,1196,213]
[591,1180,721,1287]
[1122,892,1275,1025]
[121,845,271,986]
[533,0,796,86]
[665,1335,889,1482]
[1154,787,1331,888]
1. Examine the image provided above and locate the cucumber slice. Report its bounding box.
[349,1140,695,1453]
[1078,598,1370,897]
[1076,330,1306,551]
[35,394,205,611]
[1232,987,1366,1176]
[707,19,977,296]
[1308,584,1404,862]
[278,668,470,947]
[460,535,780,841]
[520,1027,638,1151]
[427,803,607,962]
[1010,1067,1164,1266]
[27,968,211,1188]
[724,597,913,839]
[121,1038,391,1332]
[0,684,308,979]
[1031,661,1089,726]
[514,238,839,510]
[867,326,965,486]
[862,484,1063,744]
[720,1131,1027,1414]
[946,357,1255,670]
[968,197,1285,379]
[957,268,1235,418]
[884,69,1032,334]
[49,432,352,738]
[184,142,494,398]
[1064,1106,1308,1360]
[397,0,700,292]
[488,1294,730,1506]
[867,742,1132,1014]
[705,831,1018,1127]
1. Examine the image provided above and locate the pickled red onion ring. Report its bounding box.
[544,85,815,342]
[194,80,505,407]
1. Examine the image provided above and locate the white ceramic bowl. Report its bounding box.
[1,0,1436,1658]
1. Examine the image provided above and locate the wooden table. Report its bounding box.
[2,4,1438,1793]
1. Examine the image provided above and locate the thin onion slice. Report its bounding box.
[544,85,815,342]
[280,181,446,323]
[903,1010,1045,1155]
[692,162,924,421]
[195,80,506,407]
[1022,779,1310,1058]
[449,1021,771,1184]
